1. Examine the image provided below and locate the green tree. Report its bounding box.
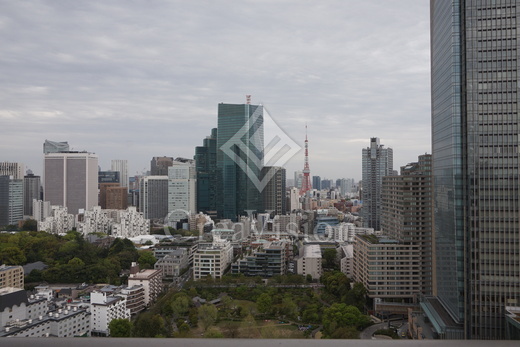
[330,326,360,339]
[321,271,351,299]
[322,303,371,337]
[204,326,224,338]
[137,250,157,269]
[256,292,272,315]
[21,219,37,232]
[133,313,167,337]
[109,318,133,337]
[0,246,26,265]
[198,304,218,331]
[171,294,190,317]
[323,248,338,269]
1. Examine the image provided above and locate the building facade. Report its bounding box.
[43,140,69,154]
[23,173,41,216]
[111,159,128,187]
[361,137,393,230]
[150,156,173,176]
[426,0,520,339]
[382,154,433,297]
[0,176,23,226]
[44,152,98,215]
[167,160,197,222]
[0,265,24,289]
[216,103,263,220]
[261,166,286,216]
[139,176,168,221]
[0,162,24,180]
[195,128,218,217]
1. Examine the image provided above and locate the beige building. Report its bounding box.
[295,244,322,280]
[127,268,162,306]
[193,237,233,280]
[353,233,422,301]
[0,265,24,289]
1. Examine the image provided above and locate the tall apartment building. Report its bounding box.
[0,265,24,289]
[261,166,286,216]
[23,172,40,216]
[216,103,263,220]
[139,176,168,221]
[195,128,217,217]
[167,160,196,222]
[43,140,69,154]
[361,137,393,230]
[0,162,24,180]
[382,154,433,296]
[44,152,98,215]
[288,187,301,211]
[0,176,23,226]
[150,156,174,176]
[425,0,520,339]
[111,159,128,187]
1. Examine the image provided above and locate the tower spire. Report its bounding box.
[300,124,312,195]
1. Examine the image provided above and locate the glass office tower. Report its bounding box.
[428,0,520,339]
[216,103,263,220]
[195,128,218,217]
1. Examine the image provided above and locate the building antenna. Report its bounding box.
[300,123,312,195]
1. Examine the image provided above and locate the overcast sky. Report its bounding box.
[0,0,430,181]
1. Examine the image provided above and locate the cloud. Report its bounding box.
[0,0,430,180]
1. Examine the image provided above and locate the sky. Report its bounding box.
[0,0,431,182]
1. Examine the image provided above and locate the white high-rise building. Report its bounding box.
[289,187,301,211]
[167,161,196,223]
[44,152,98,215]
[0,162,24,180]
[111,159,128,188]
[37,205,75,234]
[32,199,51,222]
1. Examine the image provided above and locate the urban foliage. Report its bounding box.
[0,230,156,285]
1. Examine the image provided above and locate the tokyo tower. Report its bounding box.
[300,125,312,195]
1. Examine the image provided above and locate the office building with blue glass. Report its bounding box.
[424,0,520,339]
[216,103,263,221]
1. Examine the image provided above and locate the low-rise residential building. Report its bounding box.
[0,287,48,332]
[0,265,24,289]
[231,241,287,277]
[193,237,233,280]
[295,244,323,280]
[127,268,162,307]
[119,285,145,315]
[154,248,189,278]
[90,291,130,337]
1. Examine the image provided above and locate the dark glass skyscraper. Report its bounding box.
[426,0,520,339]
[216,103,263,220]
[195,128,217,217]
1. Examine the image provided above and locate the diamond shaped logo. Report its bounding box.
[220,104,301,192]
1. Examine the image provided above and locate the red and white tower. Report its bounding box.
[300,125,312,196]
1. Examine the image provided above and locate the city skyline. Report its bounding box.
[0,1,430,181]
